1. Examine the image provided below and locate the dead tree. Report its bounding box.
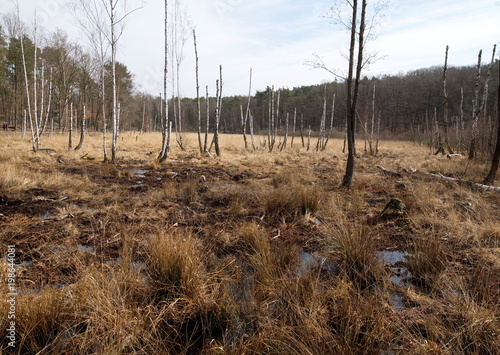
[484,51,500,185]
[469,50,482,160]
[300,113,305,148]
[249,110,256,151]
[159,0,171,162]
[342,0,367,187]
[438,45,453,154]
[68,102,73,150]
[316,85,327,151]
[323,92,336,151]
[291,107,297,147]
[212,65,223,157]
[204,85,209,153]
[280,112,289,151]
[482,45,497,151]
[242,68,252,149]
[193,29,202,153]
[74,105,86,150]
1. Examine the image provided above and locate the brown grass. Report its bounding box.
[0,131,499,353]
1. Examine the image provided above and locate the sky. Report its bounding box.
[4,0,500,98]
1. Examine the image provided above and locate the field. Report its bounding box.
[1,131,499,354]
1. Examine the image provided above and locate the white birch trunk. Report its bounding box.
[469,50,482,160]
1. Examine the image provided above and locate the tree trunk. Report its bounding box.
[291,107,297,147]
[111,0,118,163]
[74,105,86,150]
[242,68,252,150]
[342,0,366,187]
[159,0,170,163]
[469,50,482,160]
[484,52,500,185]
[193,29,202,153]
[249,110,256,151]
[68,103,73,150]
[323,92,336,151]
[442,45,453,154]
[204,86,209,153]
[213,65,223,157]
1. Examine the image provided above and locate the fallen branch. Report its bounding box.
[408,167,500,191]
[377,165,500,191]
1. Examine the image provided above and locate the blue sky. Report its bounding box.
[6,0,500,97]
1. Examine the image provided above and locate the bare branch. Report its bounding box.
[304,53,346,81]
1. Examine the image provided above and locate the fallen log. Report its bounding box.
[377,165,500,191]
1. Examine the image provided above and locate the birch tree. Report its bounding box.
[170,0,192,151]
[469,50,482,160]
[193,29,202,153]
[158,0,171,162]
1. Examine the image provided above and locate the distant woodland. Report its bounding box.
[0,22,498,157]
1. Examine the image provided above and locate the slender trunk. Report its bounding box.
[291,107,297,147]
[243,68,252,150]
[22,109,26,140]
[102,66,108,162]
[323,92,336,151]
[33,27,40,150]
[376,111,381,154]
[68,102,73,150]
[342,0,365,187]
[40,67,53,137]
[268,87,274,151]
[141,98,146,134]
[159,0,170,162]
[249,110,256,151]
[193,29,203,153]
[459,87,464,152]
[19,28,35,151]
[369,83,375,154]
[111,0,118,163]
[484,52,500,185]
[442,45,453,154]
[204,86,209,152]
[300,113,305,148]
[307,125,311,151]
[280,112,289,151]
[176,61,184,150]
[482,45,497,154]
[213,65,223,157]
[469,50,482,160]
[75,105,86,150]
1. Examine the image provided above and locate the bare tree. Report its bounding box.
[242,68,252,150]
[159,0,171,162]
[435,45,453,155]
[484,51,500,185]
[213,65,223,157]
[342,0,367,187]
[193,29,202,153]
[170,0,192,151]
[469,50,482,160]
[74,105,86,150]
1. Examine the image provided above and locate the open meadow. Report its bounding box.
[1,132,499,354]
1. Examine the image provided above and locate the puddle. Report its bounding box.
[39,211,53,220]
[390,293,406,312]
[376,250,411,312]
[297,250,336,276]
[377,250,408,266]
[76,244,94,253]
[131,169,149,178]
[14,261,33,268]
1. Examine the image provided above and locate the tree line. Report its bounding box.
[0,15,498,162]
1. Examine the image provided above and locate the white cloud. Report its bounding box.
[6,0,500,97]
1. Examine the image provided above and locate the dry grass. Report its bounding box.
[0,131,499,353]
